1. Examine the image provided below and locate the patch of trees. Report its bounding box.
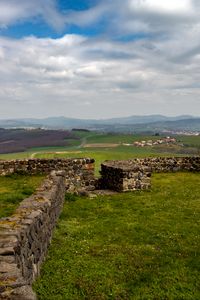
[72,128,90,132]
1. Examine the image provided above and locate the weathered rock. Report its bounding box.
[1,285,37,300]
[0,171,66,299]
[100,161,151,192]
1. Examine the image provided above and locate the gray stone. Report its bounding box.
[2,285,37,300]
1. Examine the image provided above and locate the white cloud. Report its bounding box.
[130,0,193,14]
[0,1,200,117]
[75,63,105,77]
[66,3,108,27]
[0,31,200,118]
[0,0,65,30]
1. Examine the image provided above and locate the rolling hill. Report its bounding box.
[0,115,199,133]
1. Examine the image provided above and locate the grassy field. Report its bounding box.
[85,133,162,144]
[34,172,200,299]
[177,135,200,149]
[0,151,34,160]
[0,175,44,218]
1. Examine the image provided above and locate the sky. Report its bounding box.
[0,0,200,119]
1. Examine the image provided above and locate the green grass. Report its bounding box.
[0,151,34,160]
[34,172,200,300]
[177,135,200,149]
[85,133,162,144]
[0,174,44,218]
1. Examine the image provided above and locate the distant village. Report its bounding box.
[123,136,179,148]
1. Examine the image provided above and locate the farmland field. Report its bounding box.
[1,131,199,175]
[85,133,161,144]
[0,128,79,154]
[177,135,200,148]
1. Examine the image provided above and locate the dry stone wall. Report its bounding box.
[0,171,66,299]
[0,158,95,192]
[100,162,151,192]
[129,156,200,173]
[100,157,200,192]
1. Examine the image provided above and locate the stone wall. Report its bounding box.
[128,156,200,173]
[0,158,95,192]
[100,157,200,192]
[0,171,66,299]
[100,161,151,192]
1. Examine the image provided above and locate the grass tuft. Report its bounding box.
[0,175,44,218]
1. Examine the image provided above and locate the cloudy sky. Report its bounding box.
[0,0,200,119]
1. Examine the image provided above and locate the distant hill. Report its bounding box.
[94,115,194,125]
[144,118,200,131]
[0,115,199,133]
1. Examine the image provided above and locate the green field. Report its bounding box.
[85,133,161,144]
[34,172,200,299]
[177,135,200,148]
[0,175,44,218]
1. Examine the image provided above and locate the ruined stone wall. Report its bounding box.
[129,156,200,173]
[100,162,151,192]
[0,158,95,192]
[0,171,66,299]
[100,157,200,192]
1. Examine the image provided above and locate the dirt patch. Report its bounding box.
[0,140,15,145]
[31,151,82,158]
[56,151,82,153]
